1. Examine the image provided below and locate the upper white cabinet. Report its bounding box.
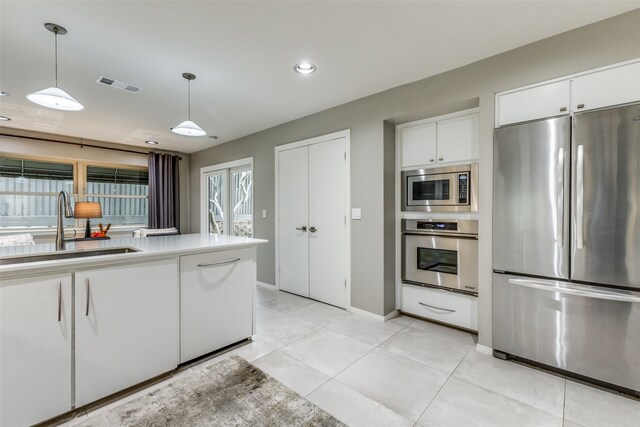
[400,122,437,168]
[571,61,640,113]
[436,113,479,164]
[399,111,478,169]
[75,259,179,406]
[497,80,570,126]
[0,273,72,427]
[180,248,255,363]
[496,60,640,126]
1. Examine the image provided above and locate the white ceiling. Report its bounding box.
[1,1,638,154]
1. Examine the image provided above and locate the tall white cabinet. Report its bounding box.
[75,259,179,406]
[276,132,349,308]
[0,273,72,427]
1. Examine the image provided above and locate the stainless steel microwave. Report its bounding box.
[401,164,478,212]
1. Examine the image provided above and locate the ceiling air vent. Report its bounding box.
[96,75,141,93]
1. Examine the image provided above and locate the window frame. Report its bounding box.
[200,157,254,237]
[0,154,149,230]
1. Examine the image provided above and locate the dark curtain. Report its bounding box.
[148,152,180,230]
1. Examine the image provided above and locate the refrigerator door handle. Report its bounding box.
[576,145,585,249]
[508,278,640,303]
[556,147,565,248]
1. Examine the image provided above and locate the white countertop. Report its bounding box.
[0,234,267,278]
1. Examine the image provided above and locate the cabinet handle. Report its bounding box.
[57,281,62,322]
[560,107,567,112]
[438,158,444,161]
[85,278,90,317]
[418,301,456,313]
[577,103,585,109]
[197,258,241,268]
[429,159,435,163]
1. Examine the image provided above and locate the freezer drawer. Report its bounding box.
[493,273,640,392]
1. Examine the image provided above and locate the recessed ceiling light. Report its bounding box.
[145,140,159,145]
[0,116,11,121]
[294,62,316,74]
[0,90,8,96]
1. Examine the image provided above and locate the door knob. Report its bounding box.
[295,226,307,232]
[309,227,317,233]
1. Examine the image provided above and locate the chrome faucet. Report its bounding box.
[56,191,74,250]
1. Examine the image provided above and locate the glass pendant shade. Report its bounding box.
[171,120,206,136]
[27,86,84,111]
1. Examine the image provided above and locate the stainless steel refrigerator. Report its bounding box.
[492,103,640,394]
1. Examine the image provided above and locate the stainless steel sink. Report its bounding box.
[0,247,139,266]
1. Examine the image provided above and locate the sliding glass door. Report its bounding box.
[201,159,252,237]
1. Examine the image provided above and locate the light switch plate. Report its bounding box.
[351,208,362,220]
[262,209,267,218]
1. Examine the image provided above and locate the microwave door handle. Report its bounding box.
[556,147,565,248]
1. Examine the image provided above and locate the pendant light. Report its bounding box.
[171,73,206,136]
[27,23,83,111]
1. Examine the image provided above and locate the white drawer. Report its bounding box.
[401,284,477,331]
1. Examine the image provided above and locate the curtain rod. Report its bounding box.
[0,133,183,160]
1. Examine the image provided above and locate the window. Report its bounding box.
[201,158,253,237]
[85,166,148,226]
[0,156,148,229]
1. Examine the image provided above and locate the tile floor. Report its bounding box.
[67,286,640,427]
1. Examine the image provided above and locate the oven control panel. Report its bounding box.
[458,173,469,204]
[416,221,458,231]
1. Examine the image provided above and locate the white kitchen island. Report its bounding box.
[0,234,266,427]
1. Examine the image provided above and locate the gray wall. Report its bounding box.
[189,9,640,347]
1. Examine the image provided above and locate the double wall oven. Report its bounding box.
[401,219,478,294]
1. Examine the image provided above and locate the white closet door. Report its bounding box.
[278,146,310,297]
[309,138,347,308]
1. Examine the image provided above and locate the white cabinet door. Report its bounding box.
[0,273,72,427]
[497,81,570,126]
[277,146,310,297]
[436,113,479,164]
[400,122,437,168]
[75,259,179,406]
[180,248,255,363]
[309,138,348,308]
[571,61,640,113]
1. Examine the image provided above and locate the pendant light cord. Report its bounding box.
[187,78,191,120]
[54,27,59,87]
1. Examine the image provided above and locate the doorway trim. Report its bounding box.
[274,129,351,309]
[200,157,253,235]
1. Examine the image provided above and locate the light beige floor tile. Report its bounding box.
[453,350,565,417]
[256,286,279,303]
[380,325,472,374]
[308,380,414,427]
[328,314,408,346]
[417,377,562,427]
[407,318,476,346]
[260,291,315,312]
[228,340,275,362]
[563,421,585,427]
[256,303,284,322]
[253,312,321,348]
[288,301,351,326]
[387,314,416,327]
[281,329,374,377]
[252,350,330,397]
[564,380,640,427]
[335,348,448,421]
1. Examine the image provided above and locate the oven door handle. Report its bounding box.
[418,301,456,313]
[402,231,478,239]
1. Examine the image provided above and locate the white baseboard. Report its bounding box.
[257,281,276,289]
[475,344,493,355]
[349,306,399,322]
